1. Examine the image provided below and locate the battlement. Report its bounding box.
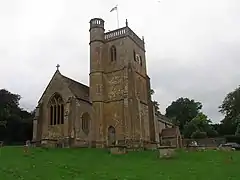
[90,18,104,30]
[104,27,145,50]
[105,27,126,40]
[89,18,145,50]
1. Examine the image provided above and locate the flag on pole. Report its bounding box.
[110,5,118,12]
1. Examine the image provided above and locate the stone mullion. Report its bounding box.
[56,104,58,125]
[57,104,60,125]
[60,104,63,124]
[52,106,54,125]
[58,104,62,124]
[55,105,57,125]
[50,106,53,125]
[54,105,57,125]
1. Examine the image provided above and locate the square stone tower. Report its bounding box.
[89,18,155,145]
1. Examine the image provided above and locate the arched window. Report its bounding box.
[48,93,64,125]
[139,56,142,66]
[133,50,136,61]
[108,126,116,145]
[110,45,117,61]
[82,112,90,134]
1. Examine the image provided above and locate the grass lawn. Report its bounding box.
[0,147,239,180]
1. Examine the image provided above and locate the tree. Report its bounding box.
[150,89,155,96]
[152,101,161,116]
[165,97,202,132]
[0,89,21,122]
[219,86,240,119]
[219,86,240,135]
[191,131,207,139]
[234,114,240,135]
[183,112,218,138]
[219,118,236,135]
[150,89,161,115]
[0,89,33,144]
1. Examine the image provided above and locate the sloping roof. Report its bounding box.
[61,74,90,102]
[38,70,90,104]
[156,113,173,125]
[161,127,181,138]
[159,114,172,122]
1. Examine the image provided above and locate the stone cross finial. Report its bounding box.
[56,64,60,70]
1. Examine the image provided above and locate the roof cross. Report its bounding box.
[56,64,60,70]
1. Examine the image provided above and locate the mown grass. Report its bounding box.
[0,147,239,180]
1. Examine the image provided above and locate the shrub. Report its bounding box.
[191,131,207,139]
[225,135,240,144]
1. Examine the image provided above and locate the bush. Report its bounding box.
[225,135,240,144]
[191,131,207,139]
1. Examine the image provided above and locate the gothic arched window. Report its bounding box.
[139,56,143,66]
[48,93,64,125]
[82,112,90,134]
[133,50,136,61]
[110,45,117,61]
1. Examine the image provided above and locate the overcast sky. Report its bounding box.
[0,0,239,122]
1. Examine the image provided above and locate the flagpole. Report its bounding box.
[116,5,119,29]
[110,5,120,29]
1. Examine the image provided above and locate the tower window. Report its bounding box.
[136,55,140,64]
[140,56,142,66]
[135,53,143,66]
[96,84,101,94]
[133,50,136,61]
[110,45,117,61]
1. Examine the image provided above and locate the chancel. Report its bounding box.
[32,18,181,148]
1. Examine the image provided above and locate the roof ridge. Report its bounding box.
[61,74,89,89]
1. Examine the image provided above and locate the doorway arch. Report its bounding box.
[108,126,116,146]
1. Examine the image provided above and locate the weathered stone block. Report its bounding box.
[158,146,176,159]
[110,146,127,154]
[220,147,234,151]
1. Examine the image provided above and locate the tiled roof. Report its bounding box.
[161,127,181,138]
[61,75,90,102]
[156,113,173,125]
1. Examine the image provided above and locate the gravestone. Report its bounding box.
[158,146,176,159]
[23,140,31,155]
[110,145,127,154]
[220,146,233,152]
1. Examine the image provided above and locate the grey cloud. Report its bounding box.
[0,0,239,123]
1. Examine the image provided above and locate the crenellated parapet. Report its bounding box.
[89,17,145,51]
[104,27,145,51]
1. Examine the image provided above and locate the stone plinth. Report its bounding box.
[109,145,127,154]
[144,142,158,150]
[158,146,176,159]
[220,147,234,151]
[187,145,199,152]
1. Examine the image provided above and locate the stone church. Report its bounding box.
[32,18,175,147]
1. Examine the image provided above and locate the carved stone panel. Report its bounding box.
[48,125,63,139]
[107,74,123,100]
[113,113,122,128]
